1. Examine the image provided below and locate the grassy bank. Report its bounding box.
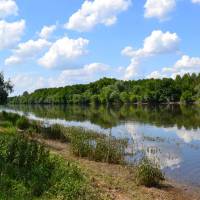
[0,111,195,200]
[0,114,99,200]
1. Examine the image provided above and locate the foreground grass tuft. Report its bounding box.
[135,158,165,187]
[16,116,31,130]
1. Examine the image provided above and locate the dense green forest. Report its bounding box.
[9,73,200,105]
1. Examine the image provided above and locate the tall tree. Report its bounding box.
[0,72,13,104]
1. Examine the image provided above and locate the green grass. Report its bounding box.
[0,111,21,125]
[69,127,128,164]
[135,158,165,187]
[0,111,165,194]
[16,116,31,130]
[0,113,101,200]
[0,134,98,200]
[33,122,69,142]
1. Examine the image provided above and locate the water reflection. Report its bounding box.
[125,123,182,170]
[1,104,200,186]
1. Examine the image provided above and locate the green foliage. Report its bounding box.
[0,134,97,200]
[37,123,69,142]
[180,91,194,104]
[16,116,30,130]
[0,135,54,197]
[1,111,21,125]
[135,158,164,187]
[0,72,13,104]
[69,127,127,164]
[9,74,200,105]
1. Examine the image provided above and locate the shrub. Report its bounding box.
[16,116,30,130]
[2,135,53,196]
[45,158,96,200]
[135,158,164,187]
[0,135,96,199]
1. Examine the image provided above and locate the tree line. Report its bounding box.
[8,73,200,105]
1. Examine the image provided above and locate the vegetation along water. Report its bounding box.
[1,72,200,199]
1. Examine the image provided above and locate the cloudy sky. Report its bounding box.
[0,0,200,95]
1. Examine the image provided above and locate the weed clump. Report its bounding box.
[16,116,30,130]
[135,158,164,187]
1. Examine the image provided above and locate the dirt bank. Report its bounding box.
[36,136,200,200]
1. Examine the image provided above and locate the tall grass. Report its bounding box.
[0,134,98,200]
[30,121,69,142]
[16,116,31,130]
[0,112,128,164]
[135,158,165,187]
[69,127,128,164]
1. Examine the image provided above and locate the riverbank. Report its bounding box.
[0,112,199,200]
[37,136,200,200]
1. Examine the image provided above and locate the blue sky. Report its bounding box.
[0,0,200,95]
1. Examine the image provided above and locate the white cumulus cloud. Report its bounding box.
[169,55,200,78]
[0,0,18,18]
[123,59,139,80]
[0,20,25,50]
[65,0,131,32]
[10,63,113,95]
[122,30,180,58]
[146,70,165,79]
[122,30,180,79]
[144,0,176,20]
[39,25,56,39]
[192,0,200,4]
[11,74,48,96]
[147,55,200,79]
[58,63,110,84]
[5,39,51,65]
[174,55,200,69]
[38,36,89,69]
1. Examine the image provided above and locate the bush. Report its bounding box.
[16,116,30,130]
[1,135,53,196]
[0,135,96,199]
[135,158,164,187]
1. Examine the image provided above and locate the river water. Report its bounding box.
[1,104,200,187]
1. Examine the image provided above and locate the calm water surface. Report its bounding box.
[1,104,200,187]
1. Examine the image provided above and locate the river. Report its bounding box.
[1,104,200,187]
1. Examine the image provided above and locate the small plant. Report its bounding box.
[16,116,30,130]
[135,158,164,187]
